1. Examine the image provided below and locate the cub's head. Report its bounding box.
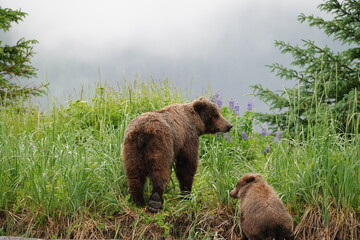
[193,97,232,134]
[230,173,263,199]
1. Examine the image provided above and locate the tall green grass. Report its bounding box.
[0,78,359,239]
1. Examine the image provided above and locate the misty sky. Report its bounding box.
[1,0,340,112]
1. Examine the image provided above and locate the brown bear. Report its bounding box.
[123,97,232,212]
[230,173,294,240]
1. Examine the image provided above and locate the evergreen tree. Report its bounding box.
[251,0,360,135]
[0,7,46,105]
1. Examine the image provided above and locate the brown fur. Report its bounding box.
[123,97,232,212]
[230,173,294,240]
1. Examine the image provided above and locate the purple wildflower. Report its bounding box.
[229,99,235,110]
[260,128,268,137]
[224,132,232,143]
[215,91,220,100]
[241,131,248,141]
[234,104,240,116]
[214,91,223,108]
[274,129,282,143]
[247,100,253,112]
[260,123,269,136]
[216,98,222,108]
[266,145,270,152]
[216,132,221,140]
[262,145,271,155]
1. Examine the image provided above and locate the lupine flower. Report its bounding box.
[241,131,248,141]
[216,132,221,140]
[234,104,240,116]
[215,91,222,108]
[262,145,271,155]
[260,128,268,136]
[229,99,235,110]
[215,91,220,100]
[216,98,222,108]
[274,129,282,143]
[247,100,253,112]
[260,123,269,136]
[260,128,268,137]
[223,132,232,143]
[214,91,223,108]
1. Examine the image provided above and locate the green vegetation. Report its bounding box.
[0,1,359,239]
[0,7,46,105]
[0,79,359,239]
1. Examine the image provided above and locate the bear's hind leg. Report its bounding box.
[128,174,146,206]
[147,168,171,212]
[129,177,145,207]
[145,134,173,212]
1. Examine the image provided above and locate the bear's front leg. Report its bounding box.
[175,147,198,195]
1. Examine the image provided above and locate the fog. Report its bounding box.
[1,0,340,112]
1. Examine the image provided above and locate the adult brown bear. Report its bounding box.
[230,173,294,240]
[123,97,232,212]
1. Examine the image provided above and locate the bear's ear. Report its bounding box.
[197,96,207,101]
[193,100,206,115]
[245,176,255,183]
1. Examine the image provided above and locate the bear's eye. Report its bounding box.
[214,114,219,119]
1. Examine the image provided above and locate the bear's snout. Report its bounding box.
[226,124,233,132]
[229,188,238,199]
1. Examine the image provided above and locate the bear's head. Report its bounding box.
[193,97,232,134]
[229,173,263,199]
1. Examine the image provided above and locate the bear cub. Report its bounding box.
[123,97,232,212]
[230,173,294,240]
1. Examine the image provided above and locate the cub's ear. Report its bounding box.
[193,100,206,114]
[244,175,255,183]
[197,96,207,101]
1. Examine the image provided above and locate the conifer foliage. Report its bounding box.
[251,0,360,134]
[0,7,45,105]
